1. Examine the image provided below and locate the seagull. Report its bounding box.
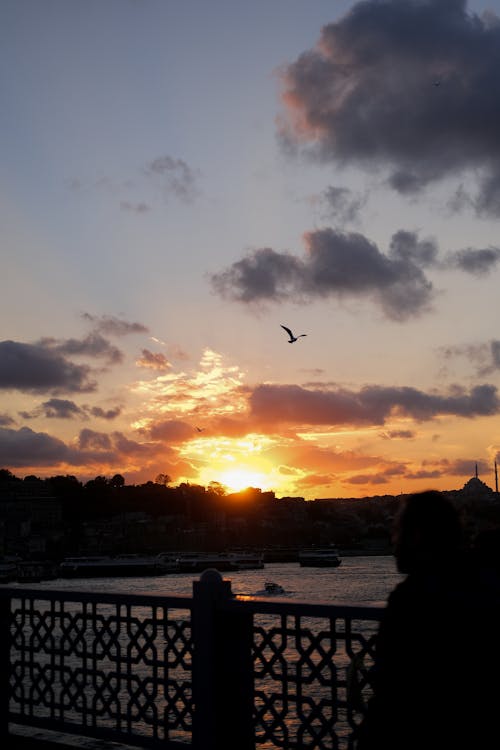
[281,325,307,343]
[195,426,205,433]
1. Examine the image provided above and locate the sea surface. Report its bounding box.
[13,554,402,604]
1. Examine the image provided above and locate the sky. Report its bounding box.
[2,0,500,499]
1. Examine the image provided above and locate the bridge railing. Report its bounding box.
[0,571,384,750]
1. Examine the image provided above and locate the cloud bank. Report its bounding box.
[250,382,500,426]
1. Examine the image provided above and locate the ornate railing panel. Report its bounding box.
[229,599,381,750]
[0,579,384,750]
[6,589,193,749]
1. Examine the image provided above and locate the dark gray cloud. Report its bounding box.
[280,0,500,214]
[136,349,172,371]
[0,426,72,467]
[212,228,435,320]
[21,399,85,420]
[81,313,149,337]
[145,156,200,202]
[0,414,15,427]
[88,406,122,420]
[447,246,500,275]
[20,400,122,422]
[250,382,500,426]
[42,333,124,365]
[0,341,96,394]
[0,425,157,469]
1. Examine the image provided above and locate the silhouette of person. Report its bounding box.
[356,490,500,750]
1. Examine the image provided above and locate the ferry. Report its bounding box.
[227,550,265,570]
[59,554,169,578]
[298,547,342,568]
[174,552,239,573]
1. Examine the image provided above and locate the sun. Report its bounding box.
[218,468,271,493]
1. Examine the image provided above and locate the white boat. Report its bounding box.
[298,547,342,568]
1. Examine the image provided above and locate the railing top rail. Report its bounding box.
[0,586,192,608]
[228,594,385,619]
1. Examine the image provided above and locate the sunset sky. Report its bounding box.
[3,0,500,498]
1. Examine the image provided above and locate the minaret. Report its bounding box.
[475,462,478,479]
[495,461,498,495]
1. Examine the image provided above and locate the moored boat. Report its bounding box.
[59,554,168,578]
[227,550,265,570]
[298,547,342,568]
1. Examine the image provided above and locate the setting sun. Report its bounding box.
[217,468,271,493]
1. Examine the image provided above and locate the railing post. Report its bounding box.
[0,595,11,741]
[192,569,254,750]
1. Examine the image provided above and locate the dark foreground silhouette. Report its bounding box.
[356,490,500,750]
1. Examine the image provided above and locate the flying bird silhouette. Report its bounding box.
[195,426,205,432]
[281,325,307,343]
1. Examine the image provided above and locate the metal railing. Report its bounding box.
[0,571,384,750]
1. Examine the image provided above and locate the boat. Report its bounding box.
[16,561,58,583]
[263,581,285,595]
[174,552,239,573]
[298,547,342,567]
[0,559,18,583]
[59,554,168,578]
[227,550,265,570]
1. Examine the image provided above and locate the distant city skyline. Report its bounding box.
[2,0,500,498]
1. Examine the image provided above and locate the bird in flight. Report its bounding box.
[281,325,307,343]
[195,426,205,432]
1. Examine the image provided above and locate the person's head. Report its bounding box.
[394,490,464,574]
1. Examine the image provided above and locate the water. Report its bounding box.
[14,555,402,605]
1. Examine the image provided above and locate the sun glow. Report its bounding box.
[217,468,271,493]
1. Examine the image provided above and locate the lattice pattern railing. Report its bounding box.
[0,580,383,750]
[251,609,378,750]
[6,589,193,749]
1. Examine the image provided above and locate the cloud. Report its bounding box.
[42,333,124,365]
[280,0,500,214]
[0,414,15,427]
[78,428,112,451]
[446,246,500,275]
[0,340,96,394]
[147,419,194,442]
[249,382,500,426]
[439,340,500,376]
[81,313,149,337]
[136,349,172,371]
[21,399,86,420]
[212,228,436,320]
[120,201,150,213]
[379,429,416,439]
[88,406,122,420]
[317,185,367,224]
[0,426,72,467]
[145,155,200,202]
